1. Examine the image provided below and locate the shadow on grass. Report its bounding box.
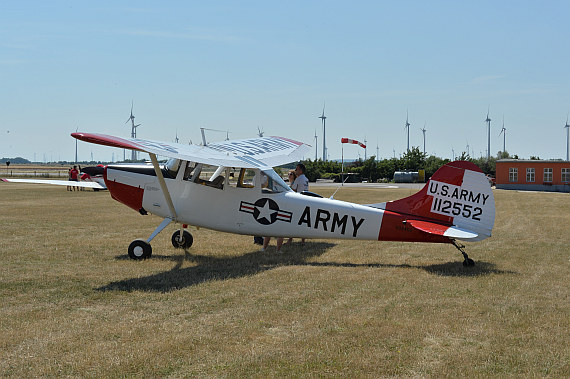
[97,241,336,293]
[304,260,516,277]
[100,244,515,292]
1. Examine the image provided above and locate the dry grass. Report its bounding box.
[0,183,568,377]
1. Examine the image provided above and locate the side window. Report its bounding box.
[228,168,255,188]
[182,162,198,180]
[192,164,224,189]
[163,158,181,178]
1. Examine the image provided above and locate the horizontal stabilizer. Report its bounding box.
[406,220,478,239]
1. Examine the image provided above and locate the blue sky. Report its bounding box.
[1,1,569,162]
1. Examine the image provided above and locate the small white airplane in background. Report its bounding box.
[1,165,107,190]
[4,132,496,266]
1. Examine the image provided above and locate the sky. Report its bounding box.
[1,0,569,163]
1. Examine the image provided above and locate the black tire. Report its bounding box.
[128,239,152,260]
[171,230,193,249]
[463,258,475,267]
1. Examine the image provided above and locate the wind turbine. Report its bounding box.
[319,104,327,161]
[485,107,491,160]
[174,130,179,144]
[404,111,410,153]
[420,122,427,155]
[376,139,379,162]
[257,126,264,137]
[125,101,141,161]
[499,116,506,154]
[314,129,318,161]
[564,115,570,161]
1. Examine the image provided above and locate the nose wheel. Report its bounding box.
[128,239,152,260]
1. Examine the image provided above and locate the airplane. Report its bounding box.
[1,165,107,190]
[43,132,495,267]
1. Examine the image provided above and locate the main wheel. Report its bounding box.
[128,239,152,260]
[171,230,193,249]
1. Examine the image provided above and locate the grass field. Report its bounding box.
[0,183,568,377]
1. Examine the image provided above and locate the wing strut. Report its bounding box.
[149,153,177,220]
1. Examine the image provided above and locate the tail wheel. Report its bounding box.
[171,230,193,249]
[128,239,152,260]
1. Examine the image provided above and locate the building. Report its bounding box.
[496,159,570,193]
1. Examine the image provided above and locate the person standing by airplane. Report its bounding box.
[288,163,308,245]
[291,163,308,192]
[69,165,79,191]
[261,169,298,252]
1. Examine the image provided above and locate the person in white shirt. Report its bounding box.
[288,163,308,245]
[291,163,309,193]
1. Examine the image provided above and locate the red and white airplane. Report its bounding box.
[56,132,495,266]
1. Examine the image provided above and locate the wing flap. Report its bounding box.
[406,219,478,240]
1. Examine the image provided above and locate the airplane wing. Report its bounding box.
[1,178,106,189]
[72,133,311,169]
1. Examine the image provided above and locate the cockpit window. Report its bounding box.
[261,169,292,193]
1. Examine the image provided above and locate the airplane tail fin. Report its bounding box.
[371,161,495,242]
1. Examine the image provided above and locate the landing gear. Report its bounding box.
[171,229,193,249]
[451,240,475,267]
[128,239,152,260]
[126,219,193,259]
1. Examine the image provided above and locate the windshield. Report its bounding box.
[261,169,292,193]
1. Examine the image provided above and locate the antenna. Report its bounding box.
[319,103,327,161]
[499,115,506,154]
[257,126,264,137]
[564,115,570,161]
[420,122,427,155]
[125,101,141,161]
[485,106,491,160]
[200,128,229,146]
[405,110,410,153]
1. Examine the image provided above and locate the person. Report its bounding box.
[261,236,283,253]
[69,165,79,191]
[291,163,309,193]
[288,165,308,245]
[259,171,299,252]
[287,170,297,185]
